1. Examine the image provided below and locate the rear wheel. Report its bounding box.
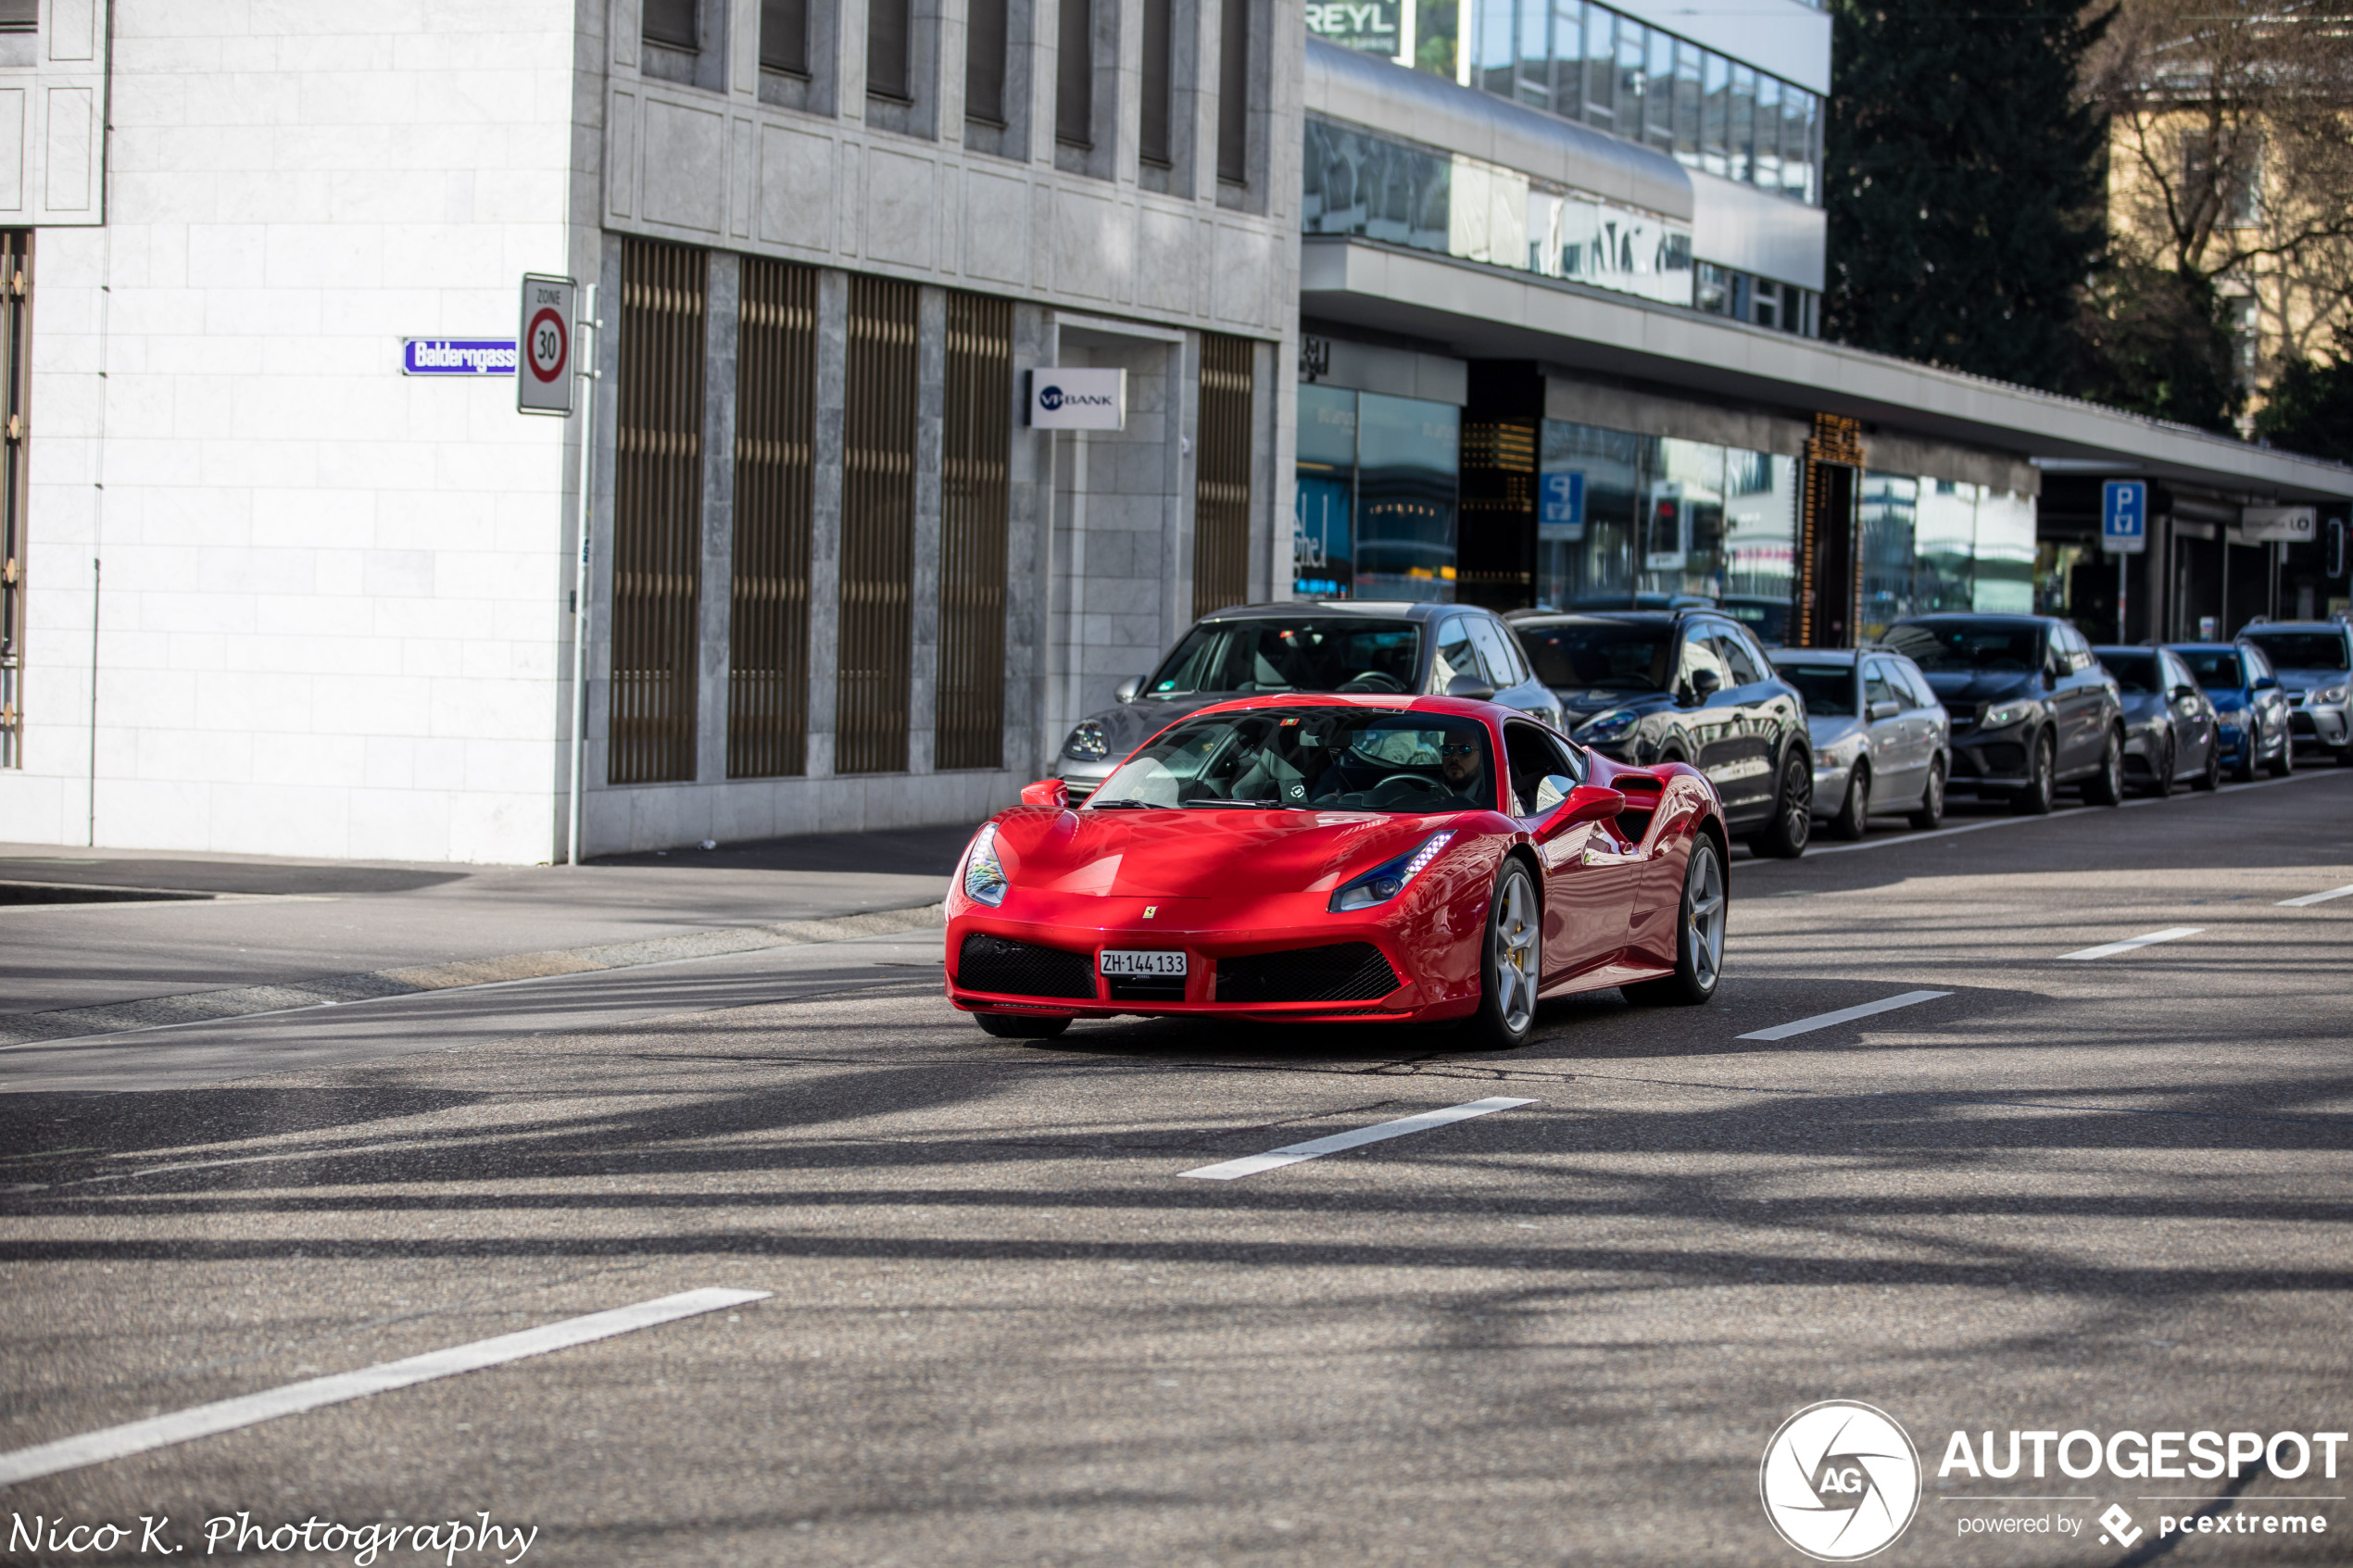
[1829,766,1870,841]
[1624,836,1726,1007]
[2270,724,2296,777]
[975,1012,1072,1040]
[2011,731,2057,815]
[1747,750,1812,859]
[2084,727,2126,806]
[1908,759,1946,831]
[1461,861,1541,1049]
[2193,737,2222,791]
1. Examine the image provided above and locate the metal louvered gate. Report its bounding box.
[837,276,918,775]
[610,239,707,784]
[937,292,1012,771]
[0,234,24,769]
[1193,332,1254,620]
[728,258,817,778]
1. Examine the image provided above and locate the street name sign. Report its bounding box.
[401,339,516,376]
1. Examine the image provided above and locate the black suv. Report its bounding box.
[1511,609,1814,857]
[1883,614,2126,813]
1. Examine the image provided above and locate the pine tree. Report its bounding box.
[1824,0,2111,393]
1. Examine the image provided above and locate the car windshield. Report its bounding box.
[2099,652,2161,696]
[2243,631,2351,672]
[1775,662,1855,717]
[1885,621,2040,673]
[2177,648,2249,690]
[1144,619,1422,696]
[1517,621,1671,692]
[1089,708,1496,812]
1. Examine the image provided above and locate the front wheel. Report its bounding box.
[1624,836,1726,1007]
[2011,732,2057,815]
[2270,726,2296,778]
[2083,727,2126,806]
[2147,735,2175,799]
[2193,736,2221,791]
[1908,758,1947,831]
[1829,766,1870,841]
[1461,861,1541,1049]
[975,1011,1072,1040]
[1747,750,1812,859]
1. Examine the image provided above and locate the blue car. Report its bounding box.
[2165,642,2294,781]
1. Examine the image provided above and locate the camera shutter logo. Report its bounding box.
[1759,1400,1921,1561]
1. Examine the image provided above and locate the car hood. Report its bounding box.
[1807,715,1864,749]
[2118,693,2170,723]
[2272,670,2340,693]
[1919,671,2037,704]
[990,805,1454,899]
[1072,696,1228,769]
[1558,688,1672,724]
[2207,687,2251,709]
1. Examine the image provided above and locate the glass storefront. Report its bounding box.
[1853,472,2039,640]
[1293,386,1462,601]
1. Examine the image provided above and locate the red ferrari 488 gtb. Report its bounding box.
[945,696,1729,1047]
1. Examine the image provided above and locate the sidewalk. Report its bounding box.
[0,823,976,1047]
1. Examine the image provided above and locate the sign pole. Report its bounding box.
[2118,550,2127,644]
[566,284,599,868]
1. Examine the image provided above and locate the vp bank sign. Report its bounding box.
[1029,368,1126,431]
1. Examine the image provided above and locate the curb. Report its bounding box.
[0,902,948,1049]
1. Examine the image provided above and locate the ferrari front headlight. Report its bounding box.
[1329,832,1454,912]
[962,822,1010,907]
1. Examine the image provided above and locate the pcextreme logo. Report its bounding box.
[1760,1401,1924,1562]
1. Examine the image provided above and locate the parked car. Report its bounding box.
[1052,602,1565,802]
[2238,620,2353,766]
[1512,608,1813,857]
[2092,644,2221,796]
[1767,646,1952,837]
[1882,614,2127,814]
[2166,641,2294,781]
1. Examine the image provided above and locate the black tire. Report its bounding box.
[2270,725,2296,778]
[2232,740,2259,784]
[2011,731,2057,815]
[2193,737,2222,792]
[1747,749,1813,859]
[1461,860,1541,1049]
[975,1011,1072,1040]
[2083,727,2126,806]
[1828,766,1870,841]
[2335,743,2353,769]
[1908,758,1946,831]
[1624,835,1727,1007]
[2148,735,2175,799]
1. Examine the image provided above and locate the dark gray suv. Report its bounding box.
[1051,601,1565,802]
[1883,615,2127,813]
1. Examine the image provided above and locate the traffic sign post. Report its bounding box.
[2102,481,2147,643]
[518,273,577,416]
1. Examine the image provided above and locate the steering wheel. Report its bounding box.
[1372,772,1449,803]
[1338,671,1408,694]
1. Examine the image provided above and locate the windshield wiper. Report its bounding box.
[1088,798,1171,809]
[1183,797,1282,808]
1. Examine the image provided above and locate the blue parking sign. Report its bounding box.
[2101,480,2147,554]
[1539,470,1585,542]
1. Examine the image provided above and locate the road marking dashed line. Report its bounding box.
[1178,1097,1537,1181]
[1737,990,1953,1042]
[2058,927,2204,960]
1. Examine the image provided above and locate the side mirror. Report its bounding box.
[1114,676,1142,705]
[2171,684,2196,701]
[2254,675,2280,691]
[1020,779,1071,809]
[1689,667,1723,703]
[1444,673,1497,701]
[1869,699,1902,721]
[1531,772,1573,814]
[1533,784,1626,845]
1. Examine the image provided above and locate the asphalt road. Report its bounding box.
[3,773,2350,1566]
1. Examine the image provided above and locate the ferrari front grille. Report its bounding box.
[958,933,1096,999]
[1214,942,1400,1005]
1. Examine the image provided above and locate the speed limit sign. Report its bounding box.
[517,273,577,415]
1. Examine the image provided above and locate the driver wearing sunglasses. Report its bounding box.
[1439,740,1491,806]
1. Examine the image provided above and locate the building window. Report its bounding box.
[1195,333,1257,616]
[1057,0,1094,146]
[1216,0,1251,186]
[645,0,699,49]
[0,0,34,32]
[728,258,819,781]
[837,276,919,775]
[967,0,1009,124]
[761,0,808,75]
[937,293,1014,771]
[1139,0,1175,167]
[869,0,911,99]
[611,238,709,787]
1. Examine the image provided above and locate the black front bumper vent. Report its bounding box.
[1215,942,1400,1005]
[958,934,1096,999]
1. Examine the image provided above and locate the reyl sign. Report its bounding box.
[1029,368,1126,431]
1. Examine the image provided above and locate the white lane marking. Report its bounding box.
[0,1287,768,1487]
[1178,1097,1537,1181]
[2278,884,2353,908]
[1736,990,1953,1042]
[2058,927,2204,960]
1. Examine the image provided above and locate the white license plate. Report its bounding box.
[1100,949,1188,977]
